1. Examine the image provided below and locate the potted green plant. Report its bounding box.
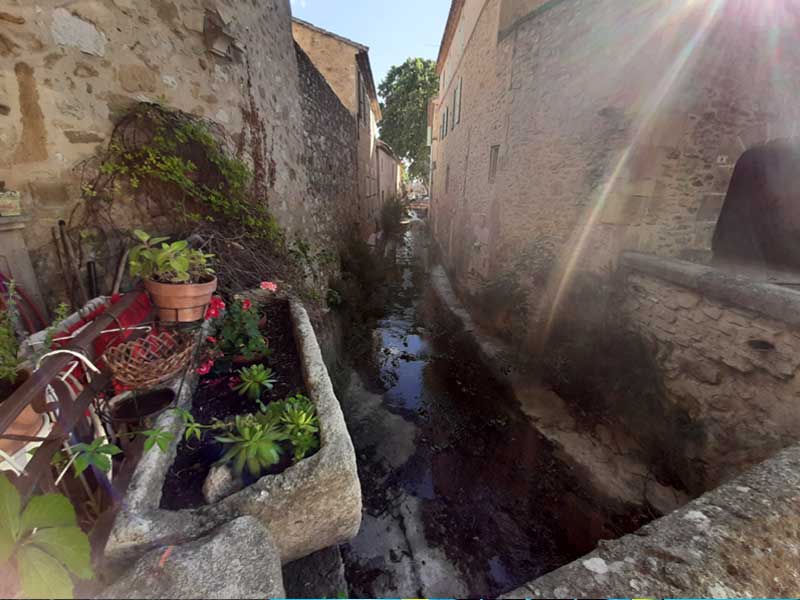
[0,283,49,466]
[129,230,217,322]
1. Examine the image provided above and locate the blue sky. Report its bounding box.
[290,0,451,95]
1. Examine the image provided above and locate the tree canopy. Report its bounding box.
[378,58,439,183]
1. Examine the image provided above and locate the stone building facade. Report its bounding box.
[292,19,384,238]
[430,0,800,492]
[0,0,358,309]
[376,140,401,206]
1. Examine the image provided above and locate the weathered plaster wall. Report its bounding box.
[357,106,379,239]
[0,0,356,308]
[431,0,800,324]
[620,252,800,493]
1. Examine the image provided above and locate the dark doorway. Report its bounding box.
[712,139,800,272]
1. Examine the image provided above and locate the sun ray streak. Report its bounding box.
[538,0,727,347]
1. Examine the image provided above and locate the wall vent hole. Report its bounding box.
[747,339,775,352]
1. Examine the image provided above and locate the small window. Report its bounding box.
[357,73,364,123]
[454,78,462,126]
[489,145,500,183]
[452,86,458,130]
[445,165,450,193]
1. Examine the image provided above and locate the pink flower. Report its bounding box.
[260,281,277,292]
[206,336,218,344]
[196,360,214,375]
[241,299,252,311]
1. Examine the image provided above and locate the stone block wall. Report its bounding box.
[0,0,357,309]
[620,252,800,492]
[430,0,800,346]
[295,43,358,251]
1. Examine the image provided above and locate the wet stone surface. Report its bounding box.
[339,222,652,598]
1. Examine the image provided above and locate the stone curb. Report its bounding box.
[621,251,800,328]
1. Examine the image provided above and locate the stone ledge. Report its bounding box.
[504,443,800,598]
[621,251,800,328]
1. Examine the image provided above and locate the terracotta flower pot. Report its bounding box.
[0,370,48,459]
[145,277,218,323]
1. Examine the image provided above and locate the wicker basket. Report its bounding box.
[105,330,197,388]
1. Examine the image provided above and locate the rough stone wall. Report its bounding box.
[0,0,355,308]
[621,252,800,493]
[291,21,381,240]
[506,443,800,598]
[294,44,358,248]
[291,20,358,116]
[430,0,800,329]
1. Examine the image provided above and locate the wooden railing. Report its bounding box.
[0,291,151,552]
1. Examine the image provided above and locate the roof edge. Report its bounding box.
[291,17,369,52]
[436,0,466,74]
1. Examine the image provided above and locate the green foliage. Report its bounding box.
[217,298,268,360]
[70,438,122,476]
[129,229,214,284]
[380,196,406,238]
[234,364,277,402]
[174,408,204,442]
[325,288,343,308]
[215,414,287,477]
[0,474,93,599]
[170,393,321,474]
[0,281,21,386]
[33,303,70,366]
[140,428,175,453]
[280,394,319,461]
[84,102,281,241]
[378,58,439,182]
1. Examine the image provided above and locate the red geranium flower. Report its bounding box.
[196,360,214,375]
[241,299,252,311]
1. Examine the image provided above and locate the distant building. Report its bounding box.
[377,140,401,207]
[292,18,387,238]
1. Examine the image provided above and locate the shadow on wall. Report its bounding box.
[713,138,800,273]
[536,270,706,496]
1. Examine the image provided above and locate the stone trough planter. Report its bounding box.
[104,300,362,575]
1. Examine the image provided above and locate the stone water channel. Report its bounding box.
[338,220,653,598]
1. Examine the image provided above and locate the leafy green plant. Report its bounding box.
[281,394,319,461]
[129,230,214,284]
[0,281,21,387]
[32,303,70,365]
[69,438,122,476]
[217,298,268,360]
[0,474,93,599]
[234,364,277,402]
[215,415,287,477]
[81,102,281,241]
[140,428,175,452]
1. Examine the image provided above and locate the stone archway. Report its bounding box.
[712,138,800,272]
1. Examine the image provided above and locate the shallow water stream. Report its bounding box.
[339,222,649,598]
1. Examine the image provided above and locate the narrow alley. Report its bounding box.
[338,221,651,597]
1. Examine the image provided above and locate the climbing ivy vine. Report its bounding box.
[80,102,280,241]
